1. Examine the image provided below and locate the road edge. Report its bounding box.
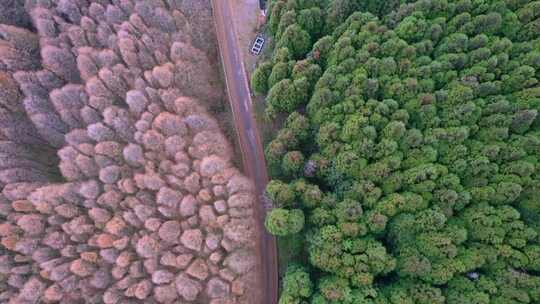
[210,1,279,304]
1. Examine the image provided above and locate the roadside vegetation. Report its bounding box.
[253,0,540,303]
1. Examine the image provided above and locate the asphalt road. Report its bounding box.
[210,1,279,303]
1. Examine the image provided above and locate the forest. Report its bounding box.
[252,0,540,303]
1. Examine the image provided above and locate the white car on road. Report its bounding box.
[250,35,265,55]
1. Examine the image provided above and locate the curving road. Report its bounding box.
[210,1,279,304]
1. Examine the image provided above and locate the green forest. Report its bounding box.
[252,0,540,303]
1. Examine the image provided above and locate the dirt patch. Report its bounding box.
[227,0,283,148]
[229,0,264,75]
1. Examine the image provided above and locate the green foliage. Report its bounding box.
[276,24,312,59]
[291,179,324,208]
[335,199,363,222]
[266,79,310,117]
[384,279,445,304]
[264,0,540,302]
[282,150,306,177]
[312,36,335,66]
[269,62,291,88]
[325,0,357,32]
[282,265,313,298]
[273,47,293,64]
[251,61,273,95]
[265,208,305,236]
[285,112,311,141]
[298,7,324,37]
[268,0,288,35]
[266,179,296,207]
[318,276,350,301]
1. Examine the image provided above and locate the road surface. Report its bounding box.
[210,1,279,304]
